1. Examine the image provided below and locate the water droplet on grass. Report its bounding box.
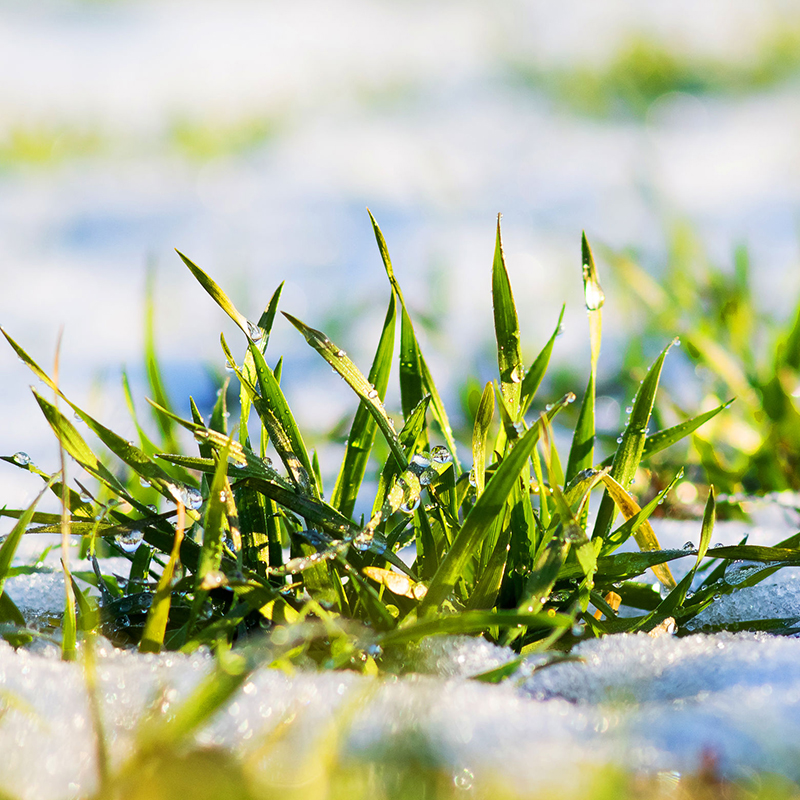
[401,496,420,514]
[336,349,346,357]
[431,446,452,464]
[616,437,623,444]
[509,365,523,383]
[367,389,379,399]
[683,541,695,551]
[12,452,30,466]
[468,470,477,487]
[247,322,263,342]
[116,529,143,553]
[625,406,633,414]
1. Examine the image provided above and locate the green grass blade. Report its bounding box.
[420,394,574,613]
[566,371,595,483]
[283,311,406,471]
[368,209,460,469]
[176,250,252,338]
[520,305,564,416]
[0,475,58,592]
[379,608,571,647]
[239,282,284,447]
[492,215,524,418]
[593,338,678,542]
[471,382,495,496]
[331,294,397,517]
[598,472,676,590]
[642,400,734,460]
[144,267,180,454]
[139,503,186,653]
[246,337,318,496]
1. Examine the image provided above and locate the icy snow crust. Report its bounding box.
[4,631,800,797]
[5,513,800,796]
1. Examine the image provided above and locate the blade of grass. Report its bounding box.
[420,394,574,613]
[492,214,524,418]
[593,338,678,543]
[331,294,397,517]
[520,305,565,417]
[471,382,494,496]
[139,501,186,653]
[283,311,406,471]
[368,209,461,470]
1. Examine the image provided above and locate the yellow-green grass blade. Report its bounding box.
[219,333,311,492]
[370,394,429,519]
[604,469,684,552]
[520,305,565,416]
[246,337,318,497]
[0,475,58,593]
[420,394,574,613]
[599,473,676,590]
[331,294,397,517]
[378,608,571,647]
[598,400,734,469]
[239,282,284,447]
[176,250,253,338]
[399,304,425,431]
[567,234,604,485]
[566,371,595,484]
[139,502,186,653]
[144,267,180,454]
[592,338,677,542]
[471,382,494,496]
[492,214,524,418]
[283,311,406,471]
[368,209,461,469]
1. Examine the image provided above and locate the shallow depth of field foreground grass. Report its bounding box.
[3,213,800,798]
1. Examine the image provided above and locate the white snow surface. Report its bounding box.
[4,505,800,797]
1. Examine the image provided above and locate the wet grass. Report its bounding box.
[1,213,800,798]
[2,212,797,667]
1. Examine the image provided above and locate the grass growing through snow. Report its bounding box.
[1,213,799,670]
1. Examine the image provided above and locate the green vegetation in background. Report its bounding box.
[602,221,800,499]
[4,211,794,670]
[510,26,800,118]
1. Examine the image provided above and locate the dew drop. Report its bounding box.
[140,478,150,488]
[545,403,554,411]
[509,365,523,383]
[401,496,421,514]
[224,362,236,373]
[336,349,346,358]
[246,321,263,342]
[12,452,30,466]
[232,460,246,469]
[431,446,452,464]
[625,406,633,414]
[682,541,695,551]
[468,469,478,488]
[410,453,432,473]
[219,491,228,503]
[367,389,379,399]
[352,534,372,552]
[616,437,623,444]
[116,529,144,553]
[79,491,92,504]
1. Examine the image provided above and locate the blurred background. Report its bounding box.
[3,0,800,519]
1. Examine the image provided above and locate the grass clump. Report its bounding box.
[1,212,796,668]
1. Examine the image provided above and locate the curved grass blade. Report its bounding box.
[492,215,524,418]
[420,394,574,613]
[176,250,253,339]
[368,209,461,469]
[471,382,494,496]
[567,234,603,484]
[246,338,318,496]
[592,338,678,542]
[239,282,284,447]
[599,472,676,590]
[378,608,571,647]
[283,311,406,471]
[331,294,397,517]
[520,305,565,417]
[139,501,186,653]
[144,267,180,454]
[0,475,58,593]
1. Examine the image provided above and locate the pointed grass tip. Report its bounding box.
[581,232,605,312]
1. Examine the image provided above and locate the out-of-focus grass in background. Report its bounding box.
[2,0,800,519]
